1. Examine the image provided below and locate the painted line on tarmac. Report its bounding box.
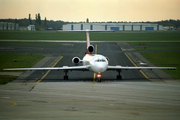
[125,53,150,80]
[34,56,63,85]
[116,42,124,51]
[0,99,17,107]
[91,73,96,91]
[117,42,149,79]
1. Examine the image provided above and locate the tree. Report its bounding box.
[35,14,38,24]
[44,17,48,29]
[86,18,89,23]
[38,13,41,25]
[29,14,32,25]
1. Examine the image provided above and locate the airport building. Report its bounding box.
[0,22,19,30]
[63,23,163,31]
[27,25,36,31]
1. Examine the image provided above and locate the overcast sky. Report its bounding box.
[0,0,179,22]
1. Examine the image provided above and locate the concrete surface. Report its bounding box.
[0,81,180,120]
[0,41,179,120]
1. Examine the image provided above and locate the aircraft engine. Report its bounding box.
[87,45,94,53]
[72,57,81,65]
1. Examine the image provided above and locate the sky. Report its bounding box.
[0,0,180,22]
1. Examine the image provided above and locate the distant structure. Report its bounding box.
[0,22,19,30]
[27,25,36,31]
[86,18,89,23]
[63,23,163,31]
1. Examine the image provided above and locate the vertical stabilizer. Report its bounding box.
[86,31,90,48]
[86,30,94,54]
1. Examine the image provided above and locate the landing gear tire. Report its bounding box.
[64,70,69,80]
[64,76,69,80]
[97,78,101,82]
[117,75,122,80]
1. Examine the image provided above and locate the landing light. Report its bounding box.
[96,73,102,78]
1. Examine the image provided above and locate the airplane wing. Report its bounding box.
[3,65,90,71]
[107,66,176,70]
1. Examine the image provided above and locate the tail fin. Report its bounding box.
[86,31,90,48]
[86,31,94,54]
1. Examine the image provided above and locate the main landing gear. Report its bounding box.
[64,70,69,80]
[116,70,122,80]
[63,71,122,81]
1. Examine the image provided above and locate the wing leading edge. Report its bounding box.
[4,65,90,71]
[107,66,176,70]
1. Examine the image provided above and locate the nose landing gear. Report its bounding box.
[96,73,102,82]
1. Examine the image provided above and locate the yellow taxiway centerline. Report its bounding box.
[125,53,150,80]
[34,56,63,85]
[0,99,17,107]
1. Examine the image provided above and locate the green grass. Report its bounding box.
[134,47,180,50]
[0,41,63,46]
[0,53,45,84]
[129,42,180,46]
[129,42,180,79]
[141,52,180,79]
[0,75,17,84]
[0,31,180,41]
[0,53,45,71]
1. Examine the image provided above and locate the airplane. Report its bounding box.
[4,30,176,82]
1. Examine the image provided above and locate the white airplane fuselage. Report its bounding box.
[83,54,108,73]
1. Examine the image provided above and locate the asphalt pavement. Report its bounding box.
[0,41,180,120]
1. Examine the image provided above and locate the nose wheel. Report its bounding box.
[96,78,101,82]
[96,73,102,82]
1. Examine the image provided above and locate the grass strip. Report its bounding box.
[0,53,45,71]
[0,41,63,46]
[0,53,45,84]
[0,31,180,41]
[141,52,180,79]
[134,47,180,50]
[0,75,17,84]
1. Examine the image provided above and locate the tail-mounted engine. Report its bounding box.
[72,57,81,65]
[87,45,94,54]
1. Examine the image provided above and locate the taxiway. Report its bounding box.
[0,41,179,120]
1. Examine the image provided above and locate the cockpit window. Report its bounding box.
[95,59,106,62]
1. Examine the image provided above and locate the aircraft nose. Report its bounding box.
[96,63,108,72]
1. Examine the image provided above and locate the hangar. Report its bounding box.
[0,22,19,30]
[63,23,163,31]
